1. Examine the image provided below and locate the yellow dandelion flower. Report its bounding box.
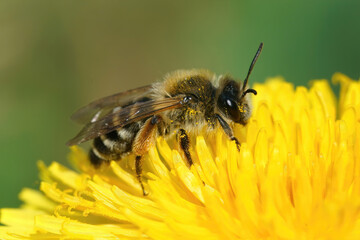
[1,73,360,240]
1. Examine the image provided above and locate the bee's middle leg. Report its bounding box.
[178,129,193,167]
[133,115,161,195]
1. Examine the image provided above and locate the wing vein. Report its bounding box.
[66,96,184,146]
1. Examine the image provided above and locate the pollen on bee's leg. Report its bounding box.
[179,129,193,166]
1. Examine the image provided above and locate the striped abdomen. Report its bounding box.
[89,121,144,167]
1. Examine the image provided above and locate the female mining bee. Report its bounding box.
[67,43,263,195]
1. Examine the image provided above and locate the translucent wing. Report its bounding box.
[71,85,152,124]
[67,96,185,146]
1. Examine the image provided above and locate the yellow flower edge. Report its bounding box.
[1,73,360,240]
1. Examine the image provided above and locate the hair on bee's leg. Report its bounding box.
[178,129,193,166]
[133,115,161,196]
[215,114,241,151]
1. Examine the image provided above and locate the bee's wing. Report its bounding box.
[71,85,152,124]
[66,96,185,146]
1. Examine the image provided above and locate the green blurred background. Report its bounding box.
[0,0,359,207]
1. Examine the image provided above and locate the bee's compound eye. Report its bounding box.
[225,99,240,122]
[226,99,235,108]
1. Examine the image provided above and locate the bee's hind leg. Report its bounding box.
[133,115,161,196]
[178,129,193,167]
[135,155,146,196]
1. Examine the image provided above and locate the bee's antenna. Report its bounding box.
[241,42,263,96]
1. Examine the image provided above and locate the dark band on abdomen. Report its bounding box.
[105,130,120,141]
[93,137,113,155]
[89,120,147,167]
[89,149,102,167]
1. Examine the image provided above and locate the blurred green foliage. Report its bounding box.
[0,0,359,207]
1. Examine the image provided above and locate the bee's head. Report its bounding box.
[216,42,263,125]
[216,78,257,125]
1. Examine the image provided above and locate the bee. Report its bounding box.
[67,43,263,195]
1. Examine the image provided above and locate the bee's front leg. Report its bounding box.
[178,129,193,167]
[215,114,241,151]
[133,115,161,196]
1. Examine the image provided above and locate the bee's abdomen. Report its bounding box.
[89,121,144,167]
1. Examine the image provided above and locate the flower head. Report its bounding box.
[1,73,360,240]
